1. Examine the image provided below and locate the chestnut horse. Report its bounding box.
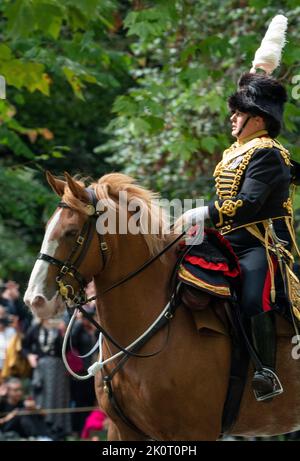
[24,171,300,440]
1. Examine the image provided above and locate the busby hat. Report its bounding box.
[228,72,287,135]
[228,15,288,137]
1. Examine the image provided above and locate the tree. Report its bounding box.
[0,0,133,281]
[97,0,300,201]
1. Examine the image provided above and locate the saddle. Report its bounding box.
[177,227,241,310]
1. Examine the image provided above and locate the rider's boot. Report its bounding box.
[251,311,283,401]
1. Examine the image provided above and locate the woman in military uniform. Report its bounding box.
[182,16,299,401]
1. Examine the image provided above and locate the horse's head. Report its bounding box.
[25,170,173,320]
[24,172,102,319]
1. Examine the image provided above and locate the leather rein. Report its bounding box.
[37,189,186,359]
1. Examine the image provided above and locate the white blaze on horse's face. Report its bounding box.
[24,209,65,319]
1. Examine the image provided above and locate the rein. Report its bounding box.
[87,229,186,297]
[37,190,186,362]
[39,197,185,303]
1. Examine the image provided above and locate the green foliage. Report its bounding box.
[0,167,57,281]
[97,0,300,200]
[0,0,132,282]
[0,0,131,163]
[124,2,178,40]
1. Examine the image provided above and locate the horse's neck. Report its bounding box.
[94,234,178,349]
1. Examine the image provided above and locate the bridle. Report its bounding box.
[38,198,108,306]
[36,187,192,440]
[37,188,186,358]
[38,189,185,306]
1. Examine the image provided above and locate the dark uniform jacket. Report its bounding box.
[208,132,293,237]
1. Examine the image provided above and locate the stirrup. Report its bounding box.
[253,368,283,402]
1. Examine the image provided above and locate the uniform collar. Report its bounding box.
[236,129,269,146]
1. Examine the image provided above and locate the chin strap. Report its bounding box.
[236,115,251,138]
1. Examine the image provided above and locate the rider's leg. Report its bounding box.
[250,310,277,394]
[237,245,282,399]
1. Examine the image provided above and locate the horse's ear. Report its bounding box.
[46,171,66,197]
[64,171,89,203]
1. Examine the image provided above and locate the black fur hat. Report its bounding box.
[228,72,287,137]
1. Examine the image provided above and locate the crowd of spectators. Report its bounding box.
[0,279,107,441]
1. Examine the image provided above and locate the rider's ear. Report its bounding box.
[46,171,66,197]
[64,171,90,203]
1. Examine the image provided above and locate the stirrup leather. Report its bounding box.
[253,367,283,402]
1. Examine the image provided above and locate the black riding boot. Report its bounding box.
[250,311,283,401]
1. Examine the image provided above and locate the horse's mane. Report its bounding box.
[62,173,173,257]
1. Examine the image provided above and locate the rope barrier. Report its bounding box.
[0,405,101,418]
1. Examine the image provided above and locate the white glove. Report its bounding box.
[181,206,209,226]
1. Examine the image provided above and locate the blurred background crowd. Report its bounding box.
[0,279,107,441]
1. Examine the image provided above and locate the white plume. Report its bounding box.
[250,15,288,75]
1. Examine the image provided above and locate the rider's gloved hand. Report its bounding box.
[181,206,210,227]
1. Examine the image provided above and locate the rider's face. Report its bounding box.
[230,110,249,138]
[230,110,266,140]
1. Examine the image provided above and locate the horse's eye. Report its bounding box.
[65,229,78,238]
